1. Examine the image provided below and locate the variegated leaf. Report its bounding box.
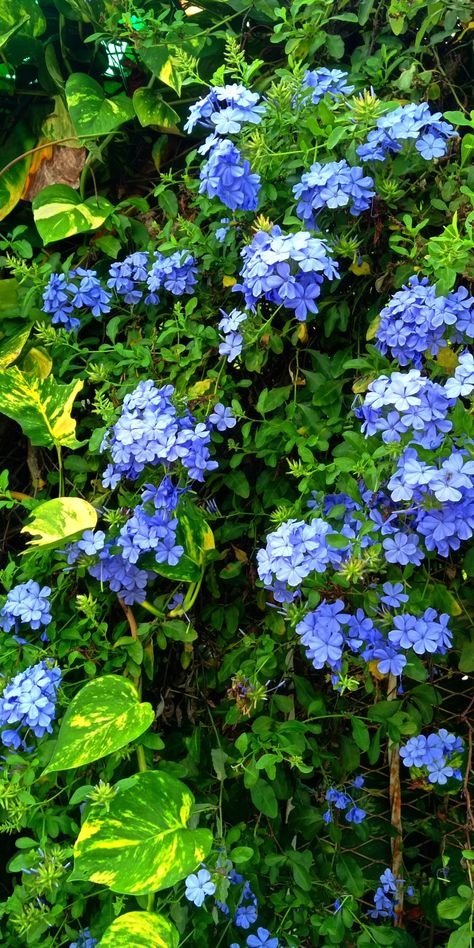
[0,368,83,447]
[32,184,114,244]
[66,73,135,136]
[43,676,154,773]
[71,771,212,894]
[97,912,179,948]
[22,497,97,550]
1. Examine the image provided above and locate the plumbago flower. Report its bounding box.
[42,249,198,331]
[357,102,457,162]
[400,730,464,785]
[0,661,61,750]
[234,226,339,321]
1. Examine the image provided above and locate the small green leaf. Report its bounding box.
[66,73,135,136]
[133,89,180,130]
[43,676,154,773]
[138,46,183,94]
[32,184,114,244]
[22,497,97,550]
[0,367,83,447]
[437,896,470,920]
[250,779,278,818]
[351,717,370,752]
[97,912,179,948]
[0,0,45,39]
[71,770,213,894]
[230,846,254,865]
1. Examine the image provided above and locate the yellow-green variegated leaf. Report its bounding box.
[32,184,114,244]
[0,329,31,368]
[138,47,183,95]
[22,497,97,550]
[71,771,212,894]
[0,0,46,39]
[66,73,135,136]
[43,676,154,773]
[0,368,83,447]
[132,89,180,131]
[0,123,35,223]
[97,912,179,948]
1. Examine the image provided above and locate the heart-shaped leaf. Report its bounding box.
[71,770,212,894]
[97,912,179,948]
[32,184,114,244]
[43,676,155,773]
[66,73,135,136]
[132,89,180,131]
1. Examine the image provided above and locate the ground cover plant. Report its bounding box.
[0,1,473,946]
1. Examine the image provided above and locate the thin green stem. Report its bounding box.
[56,445,64,497]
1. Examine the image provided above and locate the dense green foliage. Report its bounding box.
[0,2,473,947]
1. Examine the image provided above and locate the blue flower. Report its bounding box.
[352,775,365,789]
[345,805,366,823]
[209,403,237,431]
[42,273,78,331]
[357,102,456,162]
[185,84,265,134]
[0,660,61,749]
[69,268,112,317]
[372,644,407,677]
[400,730,463,782]
[246,928,279,947]
[379,583,408,609]
[107,252,150,303]
[382,532,424,566]
[235,903,258,929]
[88,546,152,605]
[445,352,474,398]
[184,868,216,906]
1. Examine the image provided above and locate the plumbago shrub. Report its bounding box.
[0,44,474,948]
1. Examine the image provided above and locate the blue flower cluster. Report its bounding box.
[116,480,184,569]
[199,139,261,211]
[0,660,61,750]
[293,159,375,223]
[302,68,354,105]
[65,529,106,565]
[369,868,405,920]
[375,276,474,366]
[185,83,265,136]
[43,250,197,331]
[257,517,343,603]
[218,308,248,363]
[0,580,52,641]
[355,369,455,449]
[296,599,452,680]
[69,931,97,948]
[357,102,456,162]
[323,775,366,824]
[234,225,339,322]
[42,269,111,332]
[400,730,464,785]
[100,380,218,487]
[88,547,152,606]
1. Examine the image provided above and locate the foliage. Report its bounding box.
[0,2,473,948]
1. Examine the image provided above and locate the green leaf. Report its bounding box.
[459,640,474,673]
[97,912,179,948]
[71,771,213,894]
[256,386,292,414]
[0,0,46,38]
[66,73,135,136]
[133,89,180,130]
[437,896,470,920]
[230,846,254,864]
[22,497,97,550]
[0,329,30,368]
[43,676,154,773]
[138,46,183,95]
[326,34,344,58]
[154,495,214,586]
[250,779,278,818]
[351,717,370,752]
[32,185,114,244]
[0,367,83,447]
[447,925,471,948]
